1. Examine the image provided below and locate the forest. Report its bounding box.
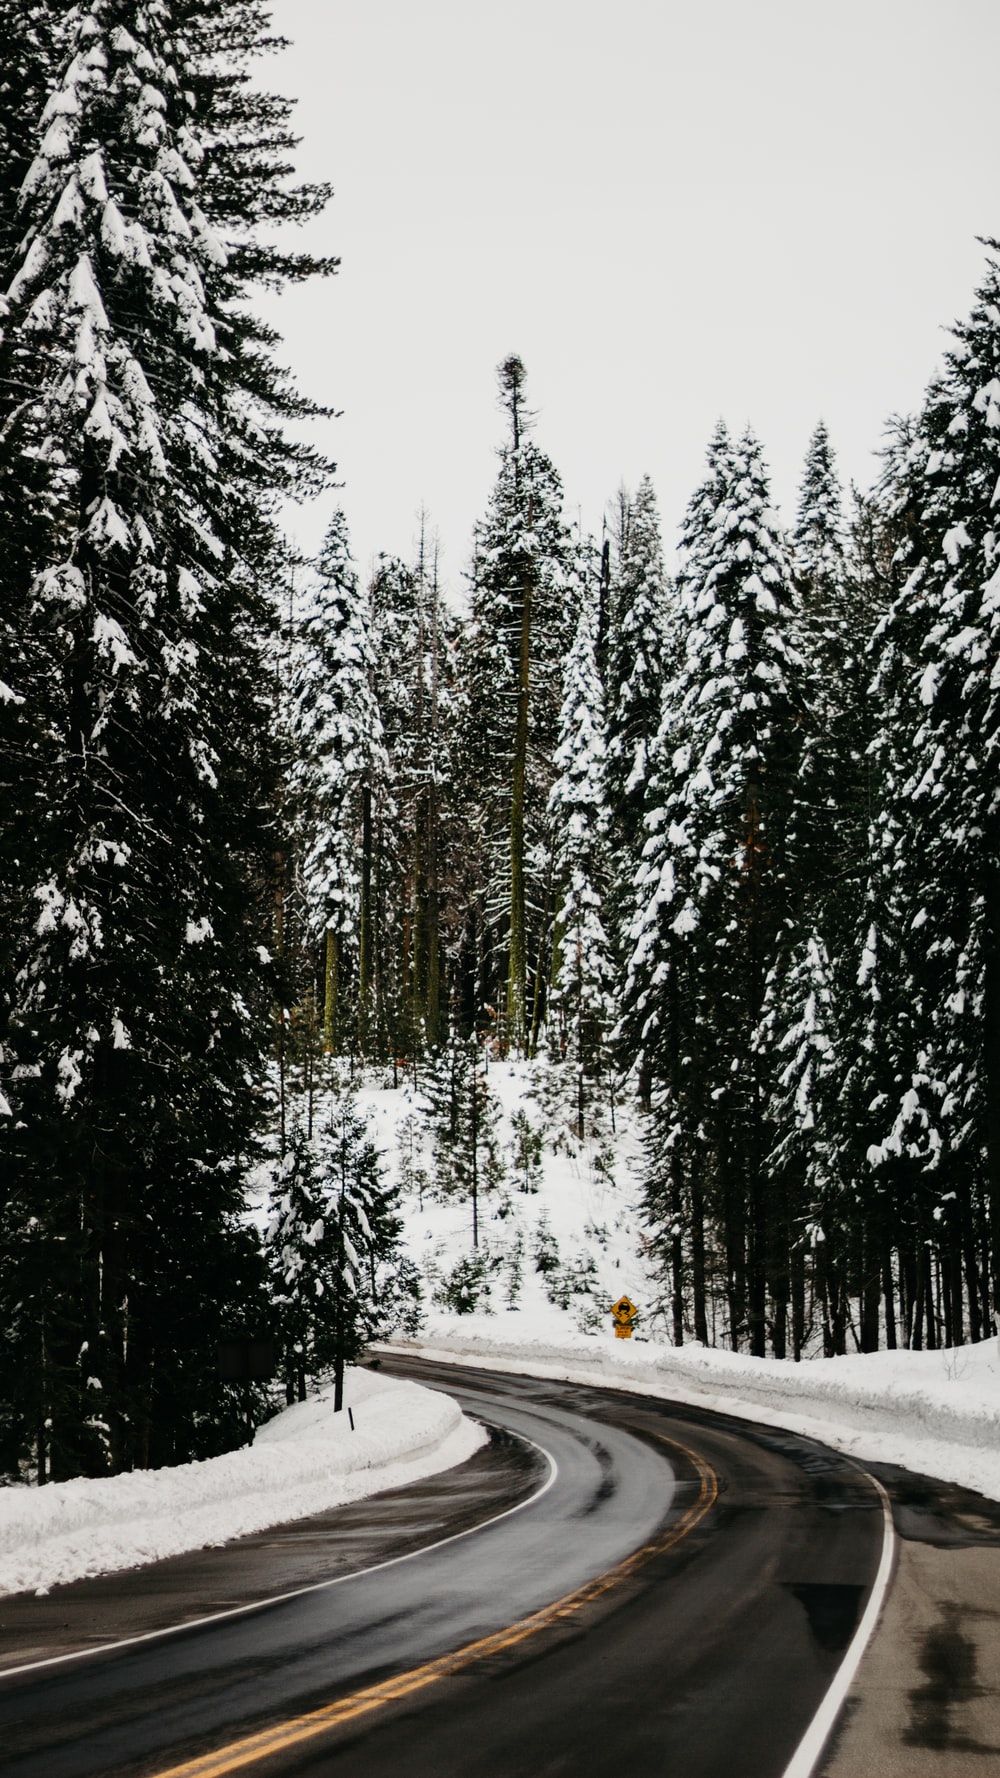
[1,0,999,1482]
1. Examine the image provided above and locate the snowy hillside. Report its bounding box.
[358,1057,659,1341]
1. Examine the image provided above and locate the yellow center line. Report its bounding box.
[150,1434,718,1778]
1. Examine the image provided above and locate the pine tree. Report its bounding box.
[865,244,1000,1344]
[0,3,73,997]
[547,596,616,1136]
[0,0,334,1477]
[755,931,843,1356]
[605,473,672,870]
[628,427,804,1354]
[420,1032,505,1248]
[0,4,65,259]
[371,528,458,1057]
[619,423,738,1086]
[793,422,848,599]
[790,425,875,945]
[289,511,385,1058]
[268,1090,413,1409]
[461,357,574,1052]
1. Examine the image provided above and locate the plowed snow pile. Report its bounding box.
[0,1366,485,1598]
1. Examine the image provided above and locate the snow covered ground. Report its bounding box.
[0,1366,485,1599]
[359,1057,659,1337]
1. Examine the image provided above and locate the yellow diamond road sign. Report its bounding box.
[611,1295,636,1320]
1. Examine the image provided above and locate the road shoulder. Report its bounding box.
[823,1470,1000,1776]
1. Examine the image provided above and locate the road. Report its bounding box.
[0,1358,893,1778]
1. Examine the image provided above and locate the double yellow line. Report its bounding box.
[153,1434,718,1778]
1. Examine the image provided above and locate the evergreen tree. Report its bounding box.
[420,1032,505,1248]
[629,427,804,1354]
[793,422,848,599]
[0,3,74,993]
[289,511,385,1057]
[755,931,843,1357]
[461,357,574,1052]
[547,596,616,1135]
[371,528,457,1057]
[865,244,1000,1344]
[790,424,875,945]
[268,1090,414,1409]
[0,0,333,1477]
[0,4,65,259]
[619,423,737,1086]
[605,473,672,871]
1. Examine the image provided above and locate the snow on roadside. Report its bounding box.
[0,1366,485,1599]
[387,1317,1000,1502]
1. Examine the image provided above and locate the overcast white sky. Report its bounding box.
[266,0,1000,587]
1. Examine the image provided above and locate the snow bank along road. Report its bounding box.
[0,1355,977,1778]
[0,1367,486,1599]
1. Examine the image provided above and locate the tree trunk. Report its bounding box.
[323,927,339,1052]
[791,1238,806,1361]
[690,1162,709,1345]
[470,1050,480,1250]
[882,1241,897,1350]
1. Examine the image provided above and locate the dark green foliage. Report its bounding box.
[0,0,334,1477]
[268,1092,417,1404]
[460,357,575,1052]
[420,1033,505,1245]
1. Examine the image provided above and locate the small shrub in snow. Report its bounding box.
[545,1252,600,1312]
[502,1233,524,1309]
[435,1251,497,1315]
[509,1108,544,1193]
[532,1212,560,1277]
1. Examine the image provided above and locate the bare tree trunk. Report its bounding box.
[323,927,339,1052]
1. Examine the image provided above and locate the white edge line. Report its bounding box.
[780,1469,896,1778]
[0,1420,558,1684]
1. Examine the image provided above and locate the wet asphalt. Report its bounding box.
[0,1355,983,1777]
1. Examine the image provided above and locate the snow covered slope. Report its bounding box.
[360,1057,659,1335]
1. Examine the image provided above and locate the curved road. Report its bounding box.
[0,1358,890,1778]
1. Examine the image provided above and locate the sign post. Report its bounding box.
[610,1294,638,1339]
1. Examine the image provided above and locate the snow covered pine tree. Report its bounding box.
[461,356,575,1053]
[865,244,1000,1347]
[0,0,334,1478]
[267,1090,415,1410]
[626,427,805,1355]
[547,595,616,1136]
[289,511,385,1061]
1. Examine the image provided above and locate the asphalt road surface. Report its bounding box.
[0,1358,894,1778]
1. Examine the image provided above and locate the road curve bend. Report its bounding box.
[0,1358,889,1778]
